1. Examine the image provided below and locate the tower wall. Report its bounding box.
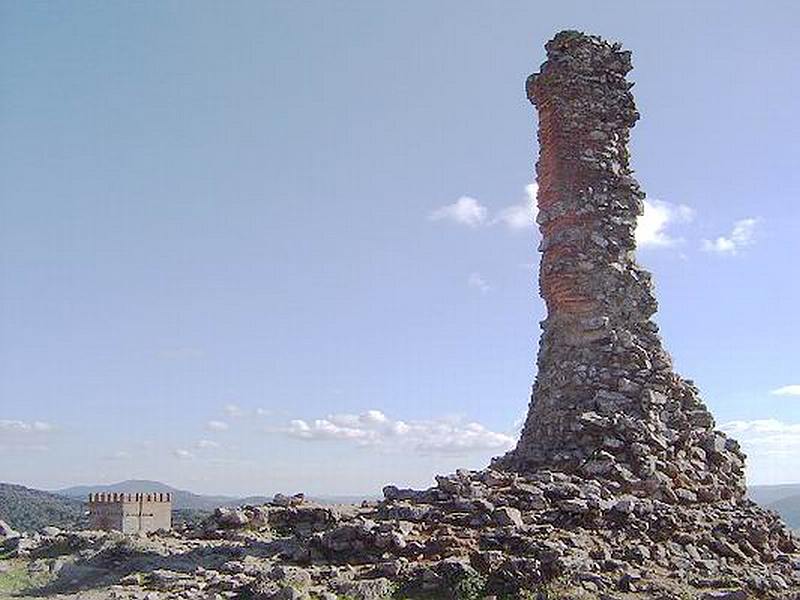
[88,492,172,533]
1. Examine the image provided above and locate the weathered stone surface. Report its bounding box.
[495,30,746,506]
[701,591,748,600]
[493,506,524,528]
[6,467,799,598]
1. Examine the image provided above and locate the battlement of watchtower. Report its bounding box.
[87,492,172,503]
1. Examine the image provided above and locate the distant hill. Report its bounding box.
[55,480,237,511]
[0,482,85,532]
[749,484,800,529]
[2,480,373,533]
[766,494,800,529]
[56,480,375,510]
[239,494,375,506]
[309,494,379,505]
[748,484,800,506]
[236,496,273,506]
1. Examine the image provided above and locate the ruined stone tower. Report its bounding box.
[499,31,746,504]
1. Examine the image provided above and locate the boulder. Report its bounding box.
[0,519,19,540]
[493,507,524,527]
[700,591,748,600]
[332,578,395,600]
[215,507,250,528]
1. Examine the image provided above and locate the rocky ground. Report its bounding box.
[2,467,800,599]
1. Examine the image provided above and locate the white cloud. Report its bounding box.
[103,450,132,461]
[525,183,538,209]
[491,183,538,231]
[0,419,55,451]
[720,419,800,436]
[196,439,220,449]
[287,418,377,443]
[719,418,800,484]
[206,420,229,431]
[413,421,515,454]
[279,409,515,456]
[512,414,527,432]
[772,385,800,397]
[0,420,53,433]
[428,196,487,228]
[720,419,800,481]
[429,184,537,232]
[702,218,759,255]
[635,199,695,248]
[220,405,272,419]
[224,404,245,417]
[173,448,195,460]
[432,191,700,251]
[492,205,531,230]
[467,272,491,293]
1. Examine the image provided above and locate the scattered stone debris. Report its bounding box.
[2,482,798,598]
[2,30,799,600]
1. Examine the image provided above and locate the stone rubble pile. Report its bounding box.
[4,481,799,599]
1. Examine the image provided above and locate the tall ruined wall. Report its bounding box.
[499,31,746,504]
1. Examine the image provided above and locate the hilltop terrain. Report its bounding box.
[0,484,85,533]
[0,481,377,534]
[750,485,800,529]
[57,481,370,512]
[2,468,799,599]
[56,480,239,512]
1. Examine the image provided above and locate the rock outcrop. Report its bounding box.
[496,30,746,506]
[4,485,798,599]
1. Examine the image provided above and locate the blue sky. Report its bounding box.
[1,1,799,496]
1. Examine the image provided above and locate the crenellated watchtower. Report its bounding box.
[87,492,172,533]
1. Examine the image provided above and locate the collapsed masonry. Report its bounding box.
[497,30,746,505]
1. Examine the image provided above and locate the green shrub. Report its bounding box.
[0,560,52,594]
[453,573,487,600]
